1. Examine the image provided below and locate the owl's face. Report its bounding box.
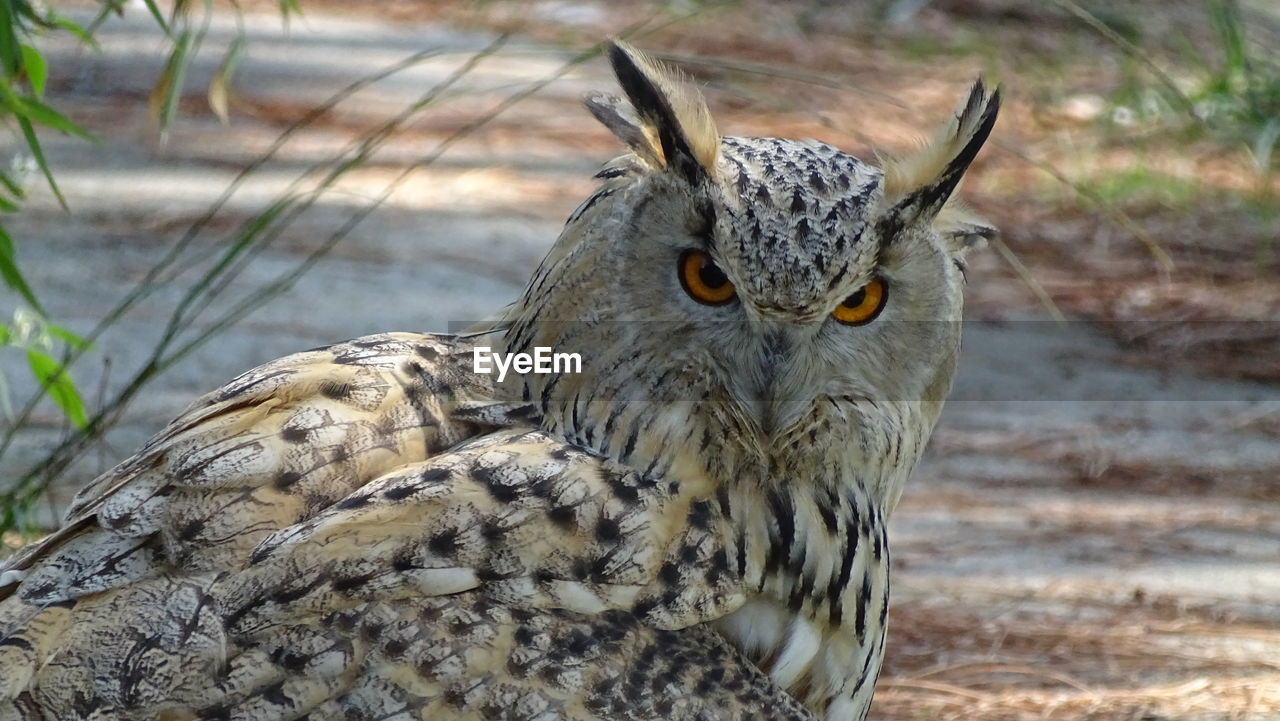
[613,135,968,431]
[501,43,997,504]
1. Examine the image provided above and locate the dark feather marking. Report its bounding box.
[584,92,651,159]
[829,515,859,626]
[882,81,1001,240]
[620,424,640,462]
[854,570,872,643]
[606,42,706,185]
[216,368,294,401]
[764,489,795,575]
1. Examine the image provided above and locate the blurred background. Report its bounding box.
[1,0,1278,718]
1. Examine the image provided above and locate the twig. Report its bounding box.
[990,235,1066,323]
[991,137,1176,273]
[651,51,910,110]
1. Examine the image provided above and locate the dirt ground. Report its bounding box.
[2,1,1278,719]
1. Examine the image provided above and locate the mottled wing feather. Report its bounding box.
[0,332,518,701]
[195,598,814,721]
[2,332,508,589]
[214,429,745,636]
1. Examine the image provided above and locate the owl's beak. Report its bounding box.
[743,326,818,441]
[757,400,811,441]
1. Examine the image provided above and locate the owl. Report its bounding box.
[0,41,997,721]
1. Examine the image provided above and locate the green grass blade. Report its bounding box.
[16,116,68,209]
[0,224,45,313]
[1211,1,1248,79]
[13,95,94,139]
[19,43,46,97]
[141,0,172,37]
[279,0,303,31]
[0,169,23,199]
[51,15,98,48]
[46,323,90,351]
[0,1,20,75]
[25,349,88,429]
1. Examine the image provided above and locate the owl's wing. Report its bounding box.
[0,331,523,590]
[1,425,803,720]
[0,330,533,618]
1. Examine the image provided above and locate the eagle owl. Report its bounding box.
[0,41,998,721]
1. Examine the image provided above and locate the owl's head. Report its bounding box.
[501,41,998,503]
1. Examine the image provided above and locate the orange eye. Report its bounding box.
[678,250,736,306]
[831,277,888,326]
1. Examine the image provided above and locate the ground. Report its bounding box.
[1,1,1278,719]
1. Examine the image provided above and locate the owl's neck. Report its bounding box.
[569,394,937,518]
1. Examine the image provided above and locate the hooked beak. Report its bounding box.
[740,326,815,441]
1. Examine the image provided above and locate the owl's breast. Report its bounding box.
[708,479,892,721]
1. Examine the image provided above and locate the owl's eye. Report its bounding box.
[678,249,736,306]
[831,277,888,325]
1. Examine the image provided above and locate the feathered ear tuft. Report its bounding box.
[881,79,1000,227]
[583,40,719,183]
[934,203,997,257]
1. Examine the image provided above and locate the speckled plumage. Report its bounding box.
[0,41,997,721]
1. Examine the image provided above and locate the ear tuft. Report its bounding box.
[934,204,997,257]
[584,91,665,169]
[583,40,719,183]
[882,79,1000,224]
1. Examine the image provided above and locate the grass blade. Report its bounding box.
[12,95,93,139]
[208,34,246,124]
[150,29,193,142]
[0,224,44,313]
[141,0,172,37]
[19,43,46,97]
[50,15,98,48]
[0,1,20,76]
[0,170,23,199]
[25,349,88,430]
[45,323,90,351]
[1051,0,1200,121]
[16,116,67,209]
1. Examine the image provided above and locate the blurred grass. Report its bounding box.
[1082,167,1202,209]
[1099,0,1280,177]
[0,0,301,538]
